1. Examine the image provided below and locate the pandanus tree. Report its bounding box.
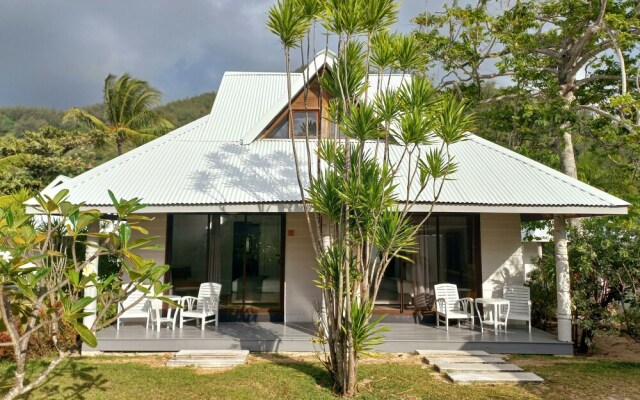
[267,0,473,395]
[64,73,174,156]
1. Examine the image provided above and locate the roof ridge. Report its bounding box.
[224,71,302,76]
[63,115,210,191]
[466,134,628,206]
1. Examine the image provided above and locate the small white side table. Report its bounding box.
[475,298,510,335]
[148,295,182,331]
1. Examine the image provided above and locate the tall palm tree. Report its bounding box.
[64,73,174,156]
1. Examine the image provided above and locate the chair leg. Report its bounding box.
[117,319,120,330]
[201,317,205,331]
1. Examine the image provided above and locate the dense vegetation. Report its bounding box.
[0,90,216,195]
[0,91,215,139]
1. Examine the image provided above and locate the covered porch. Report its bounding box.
[94,321,572,355]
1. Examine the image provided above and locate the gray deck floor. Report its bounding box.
[95,321,572,355]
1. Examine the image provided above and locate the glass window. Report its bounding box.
[170,214,211,297]
[266,111,318,138]
[293,111,318,137]
[269,117,290,139]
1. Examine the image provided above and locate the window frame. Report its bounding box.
[262,109,320,139]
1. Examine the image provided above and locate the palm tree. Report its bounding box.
[64,73,174,156]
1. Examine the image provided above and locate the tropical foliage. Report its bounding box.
[0,190,170,400]
[530,218,640,351]
[63,73,174,156]
[0,126,92,195]
[267,0,472,395]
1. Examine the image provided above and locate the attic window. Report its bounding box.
[266,111,318,139]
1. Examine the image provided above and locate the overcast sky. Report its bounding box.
[0,0,430,109]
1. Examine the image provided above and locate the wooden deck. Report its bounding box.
[94,321,572,355]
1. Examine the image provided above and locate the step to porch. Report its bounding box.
[166,350,249,368]
[435,363,523,372]
[446,371,544,384]
[417,350,543,384]
[424,356,506,364]
[415,350,490,356]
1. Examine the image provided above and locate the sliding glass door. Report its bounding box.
[169,213,284,316]
[374,214,479,313]
[217,214,283,311]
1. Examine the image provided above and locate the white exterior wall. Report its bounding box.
[130,213,167,269]
[521,242,542,281]
[480,214,525,298]
[284,213,321,322]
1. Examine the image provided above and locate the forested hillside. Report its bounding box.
[0,90,216,194]
[0,91,216,138]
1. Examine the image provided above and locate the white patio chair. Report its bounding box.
[179,282,221,330]
[116,285,150,330]
[434,283,474,331]
[503,285,532,332]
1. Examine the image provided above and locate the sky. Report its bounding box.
[0,0,430,109]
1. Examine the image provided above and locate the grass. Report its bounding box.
[0,353,639,399]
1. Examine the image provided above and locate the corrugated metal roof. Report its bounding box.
[43,132,627,209]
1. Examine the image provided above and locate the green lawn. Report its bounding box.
[1,354,639,399]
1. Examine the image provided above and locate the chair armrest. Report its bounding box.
[180,296,198,311]
[456,297,474,313]
[435,297,447,312]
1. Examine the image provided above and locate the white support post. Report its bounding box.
[82,225,100,330]
[554,215,572,342]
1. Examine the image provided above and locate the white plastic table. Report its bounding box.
[475,298,510,335]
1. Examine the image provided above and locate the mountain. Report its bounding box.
[0,91,216,138]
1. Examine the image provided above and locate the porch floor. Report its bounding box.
[94,321,572,355]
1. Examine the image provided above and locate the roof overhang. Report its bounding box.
[26,202,627,217]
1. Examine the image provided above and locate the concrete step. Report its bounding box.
[435,363,523,372]
[415,350,491,356]
[166,350,249,368]
[424,356,506,364]
[446,371,544,384]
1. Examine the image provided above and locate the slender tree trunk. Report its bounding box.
[116,140,123,156]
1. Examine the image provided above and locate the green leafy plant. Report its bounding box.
[0,189,170,400]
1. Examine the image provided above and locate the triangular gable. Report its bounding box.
[239,51,335,145]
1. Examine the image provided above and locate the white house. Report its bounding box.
[39,54,628,345]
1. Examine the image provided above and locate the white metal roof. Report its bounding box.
[37,131,628,214]
[34,55,629,216]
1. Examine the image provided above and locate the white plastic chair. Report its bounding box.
[503,285,532,332]
[116,285,150,330]
[434,283,474,330]
[179,282,221,330]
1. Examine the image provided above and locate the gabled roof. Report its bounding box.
[33,54,629,217]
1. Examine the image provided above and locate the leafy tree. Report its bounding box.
[0,190,171,400]
[268,0,471,395]
[414,0,640,342]
[63,73,174,156]
[0,126,92,195]
[413,0,640,185]
[532,218,640,351]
